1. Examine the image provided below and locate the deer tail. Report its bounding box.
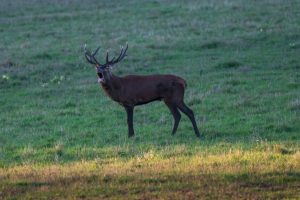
[183,80,187,89]
[178,78,187,89]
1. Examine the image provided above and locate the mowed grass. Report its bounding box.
[0,0,300,199]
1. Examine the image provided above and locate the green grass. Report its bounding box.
[0,0,300,199]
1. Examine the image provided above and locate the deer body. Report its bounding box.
[101,74,185,106]
[84,44,201,138]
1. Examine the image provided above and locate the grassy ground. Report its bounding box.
[0,0,299,199]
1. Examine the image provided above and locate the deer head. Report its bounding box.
[84,43,128,84]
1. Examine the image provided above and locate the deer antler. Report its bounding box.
[84,44,102,66]
[84,43,128,67]
[105,43,128,66]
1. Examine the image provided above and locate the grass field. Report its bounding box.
[0,0,300,199]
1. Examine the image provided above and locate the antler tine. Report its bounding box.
[92,46,101,57]
[92,55,101,66]
[122,43,128,58]
[109,56,116,63]
[84,44,97,65]
[121,43,128,59]
[107,43,128,66]
[106,51,109,63]
[114,47,124,62]
[116,43,128,62]
[91,46,102,65]
[106,50,116,64]
[84,44,102,66]
[85,53,96,64]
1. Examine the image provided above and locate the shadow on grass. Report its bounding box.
[1,172,299,199]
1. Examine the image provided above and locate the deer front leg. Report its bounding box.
[124,106,134,137]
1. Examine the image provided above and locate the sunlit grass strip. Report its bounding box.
[1,150,299,182]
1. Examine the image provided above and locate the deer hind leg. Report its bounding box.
[164,101,181,135]
[177,101,201,138]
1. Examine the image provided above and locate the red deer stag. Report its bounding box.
[84,44,202,138]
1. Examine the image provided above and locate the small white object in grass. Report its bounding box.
[41,83,49,88]
[2,75,10,80]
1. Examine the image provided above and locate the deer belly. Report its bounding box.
[135,97,162,106]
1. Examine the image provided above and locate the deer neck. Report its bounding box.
[101,74,122,102]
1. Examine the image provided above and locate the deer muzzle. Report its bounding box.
[97,72,105,83]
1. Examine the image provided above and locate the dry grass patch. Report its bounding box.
[1,149,299,199]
